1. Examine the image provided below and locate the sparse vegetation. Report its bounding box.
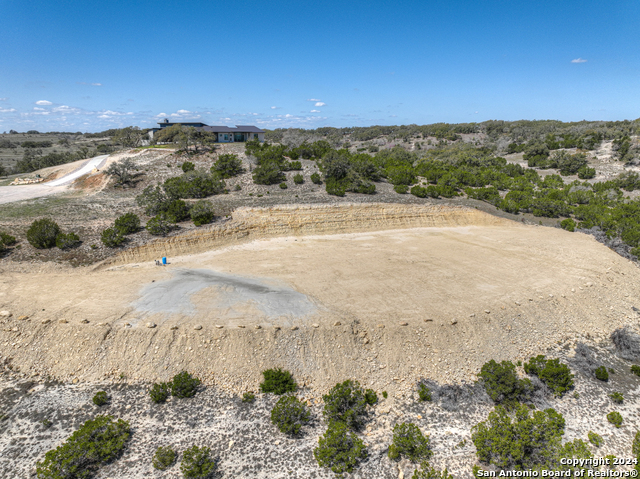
[270,394,311,436]
[322,379,375,430]
[190,200,215,226]
[260,368,297,395]
[92,391,109,406]
[293,173,304,184]
[181,161,195,173]
[479,360,532,408]
[35,415,130,479]
[632,365,640,376]
[55,232,80,250]
[105,157,139,187]
[101,227,125,247]
[595,366,609,381]
[150,382,171,404]
[588,431,603,447]
[146,212,176,236]
[388,422,432,462]
[242,391,255,403]
[114,212,140,235]
[412,462,454,479]
[417,383,432,402]
[610,392,624,404]
[311,172,322,184]
[180,445,216,478]
[212,153,244,178]
[152,446,177,471]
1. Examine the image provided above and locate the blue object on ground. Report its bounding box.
[162,257,167,265]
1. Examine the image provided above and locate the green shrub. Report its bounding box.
[171,371,201,399]
[524,355,574,396]
[146,213,176,236]
[181,161,195,173]
[418,383,432,402]
[610,392,624,404]
[325,177,347,196]
[279,181,288,189]
[212,153,244,178]
[364,389,378,405]
[560,218,576,232]
[382,391,388,399]
[631,365,640,376]
[150,382,171,404]
[101,227,125,247]
[388,422,432,462]
[472,404,566,470]
[242,391,255,403]
[152,445,176,471]
[260,368,297,395]
[412,462,454,479]
[607,411,623,428]
[55,232,80,250]
[165,199,191,223]
[93,391,109,406]
[587,431,603,447]
[410,185,428,198]
[35,415,130,478]
[394,184,409,194]
[27,218,61,249]
[180,445,216,478]
[293,173,304,184]
[314,421,367,475]
[163,171,225,199]
[595,366,609,381]
[253,162,285,185]
[270,395,311,436]
[479,360,531,408]
[285,160,302,170]
[114,212,140,235]
[323,380,374,430]
[190,200,214,226]
[0,232,17,246]
[632,430,640,457]
[577,166,596,179]
[136,185,172,216]
[310,172,322,184]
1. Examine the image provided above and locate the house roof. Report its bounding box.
[202,125,264,134]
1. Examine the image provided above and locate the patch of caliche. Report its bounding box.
[133,268,318,319]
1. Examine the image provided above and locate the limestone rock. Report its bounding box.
[193,325,202,330]
[215,325,224,329]
[312,323,319,328]
[80,319,89,324]
[17,315,29,321]
[333,321,342,326]
[291,326,298,331]
[146,322,156,328]
[41,319,51,325]
[0,311,12,318]
[58,319,68,324]
[254,325,261,329]
[399,322,408,326]
[450,319,458,325]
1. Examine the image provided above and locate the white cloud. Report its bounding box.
[0,98,7,101]
[156,112,167,117]
[571,58,587,63]
[0,108,16,113]
[315,102,326,107]
[177,109,191,114]
[34,107,45,111]
[270,106,278,109]
[307,98,321,102]
[311,110,320,113]
[91,83,102,86]
[36,100,52,105]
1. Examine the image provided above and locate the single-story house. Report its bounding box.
[149,119,264,142]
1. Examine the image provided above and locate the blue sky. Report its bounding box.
[1,0,638,132]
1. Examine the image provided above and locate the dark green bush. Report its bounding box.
[607,411,623,428]
[190,200,214,226]
[632,430,640,457]
[136,185,172,216]
[152,446,177,471]
[631,365,640,376]
[578,166,596,179]
[322,380,373,430]
[260,368,297,395]
[270,395,311,436]
[150,382,171,404]
[114,212,140,235]
[0,232,17,246]
[93,391,109,406]
[394,184,409,194]
[410,185,429,198]
[242,391,255,403]
[314,421,367,475]
[171,371,201,399]
[479,360,532,408]
[310,172,322,184]
[595,366,609,381]
[364,389,378,405]
[27,218,61,249]
[181,161,195,173]
[55,232,80,250]
[560,218,576,232]
[610,392,623,404]
[165,199,190,223]
[418,383,432,402]
[293,173,304,184]
[101,227,125,247]
[279,181,288,189]
[252,162,285,185]
[146,213,176,236]
[587,431,603,447]
[524,355,574,396]
[163,171,225,199]
[180,445,216,478]
[382,391,388,399]
[212,153,244,178]
[472,404,566,470]
[412,462,454,479]
[388,422,432,462]
[35,415,130,478]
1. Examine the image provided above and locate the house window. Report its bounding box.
[224,134,228,141]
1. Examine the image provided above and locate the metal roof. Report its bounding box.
[202,125,264,133]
